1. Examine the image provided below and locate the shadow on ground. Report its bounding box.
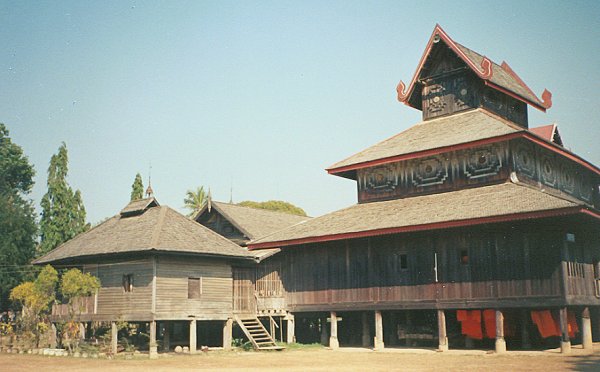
[569,354,600,371]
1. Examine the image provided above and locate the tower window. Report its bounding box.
[123,274,134,292]
[460,250,469,265]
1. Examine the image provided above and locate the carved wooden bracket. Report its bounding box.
[396,80,409,102]
[541,89,552,109]
[480,57,493,79]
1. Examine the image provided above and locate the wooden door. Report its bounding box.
[233,267,256,314]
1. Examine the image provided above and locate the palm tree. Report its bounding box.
[184,186,207,217]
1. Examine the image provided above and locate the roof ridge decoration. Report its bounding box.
[396,24,552,112]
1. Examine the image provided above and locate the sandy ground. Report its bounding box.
[2,345,600,372]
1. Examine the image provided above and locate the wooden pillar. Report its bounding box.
[559,307,571,354]
[149,321,158,359]
[374,310,384,350]
[50,323,57,348]
[286,315,295,344]
[405,311,413,347]
[223,318,233,349]
[162,322,170,352]
[437,310,448,352]
[79,323,86,340]
[521,309,531,349]
[329,312,339,349]
[387,312,397,346]
[110,321,118,356]
[189,319,197,354]
[320,317,329,345]
[582,307,593,351]
[495,310,506,353]
[361,312,370,347]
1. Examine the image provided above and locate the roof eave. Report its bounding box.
[248,206,598,250]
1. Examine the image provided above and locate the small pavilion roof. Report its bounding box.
[248,181,598,249]
[34,199,256,265]
[530,124,563,146]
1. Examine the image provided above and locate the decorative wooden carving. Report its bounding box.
[364,165,399,194]
[513,142,536,178]
[541,89,553,109]
[397,80,409,102]
[411,157,448,187]
[463,147,502,179]
[560,162,576,195]
[540,154,558,188]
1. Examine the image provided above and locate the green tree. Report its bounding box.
[130,173,144,201]
[184,186,207,216]
[237,200,307,216]
[0,123,37,310]
[9,265,58,347]
[39,143,88,256]
[59,268,100,352]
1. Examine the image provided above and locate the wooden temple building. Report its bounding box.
[247,25,600,354]
[34,25,600,356]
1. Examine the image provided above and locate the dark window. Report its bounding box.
[399,254,408,270]
[188,277,201,299]
[460,250,469,265]
[123,274,134,292]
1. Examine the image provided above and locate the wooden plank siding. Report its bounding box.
[264,224,600,312]
[81,259,154,320]
[154,256,233,320]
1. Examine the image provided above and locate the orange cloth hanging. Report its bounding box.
[567,311,579,338]
[483,310,496,339]
[457,310,468,322]
[459,310,483,340]
[531,310,561,338]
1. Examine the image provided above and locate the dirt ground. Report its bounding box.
[2,345,600,372]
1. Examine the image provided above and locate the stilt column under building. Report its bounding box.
[50,323,57,348]
[437,310,448,352]
[149,321,158,359]
[223,318,233,349]
[495,310,506,353]
[320,317,328,345]
[162,322,170,352]
[111,321,118,356]
[329,311,339,349]
[521,309,531,349]
[559,307,571,354]
[582,307,593,351]
[374,310,384,350]
[189,319,197,354]
[361,312,370,347]
[286,314,295,344]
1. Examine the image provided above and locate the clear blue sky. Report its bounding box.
[2,1,599,224]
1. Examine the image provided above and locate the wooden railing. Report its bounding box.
[51,296,95,317]
[565,262,597,298]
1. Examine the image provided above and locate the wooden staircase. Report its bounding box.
[234,315,285,351]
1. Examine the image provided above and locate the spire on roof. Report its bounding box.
[207,188,212,212]
[146,164,154,198]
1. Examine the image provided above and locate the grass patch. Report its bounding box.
[276,342,324,350]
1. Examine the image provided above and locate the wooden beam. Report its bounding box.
[374,310,384,350]
[559,307,571,354]
[189,319,197,354]
[582,307,592,351]
[437,310,448,352]
[329,312,339,349]
[495,310,506,353]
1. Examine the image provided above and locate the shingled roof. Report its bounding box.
[328,109,523,174]
[248,181,592,249]
[34,199,255,265]
[195,201,311,240]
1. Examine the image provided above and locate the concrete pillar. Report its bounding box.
[521,309,531,349]
[361,312,370,347]
[162,322,170,352]
[189,319,197,354]
[320,317,329,345]
[559,307,571,354]
[495,310,506,353]
[329,311,339,349]
[50,323,57,348]
[582,307,593,351]
[286,315,295,344]
[374,310,384,350]
[223,318,233,350]
[111,322,118,356]
[149,321,158,359]
[437,310,448,352]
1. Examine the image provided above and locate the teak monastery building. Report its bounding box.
[34,25,600,357]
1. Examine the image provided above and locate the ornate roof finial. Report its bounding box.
[145,163,154,198]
